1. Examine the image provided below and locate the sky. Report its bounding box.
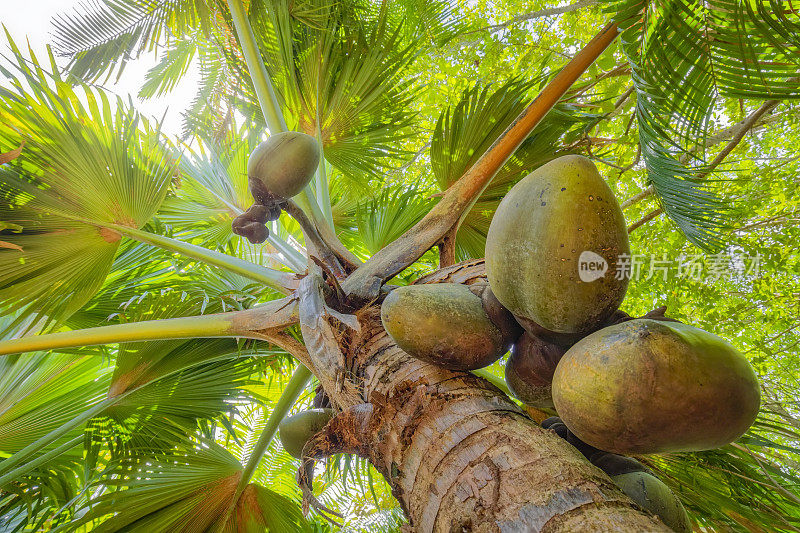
[2,1,199,137]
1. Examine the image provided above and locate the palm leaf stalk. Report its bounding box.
[0,296,300,358]
[106,224,300,292]
[0,313,238,357]
[226,0,286,133]
[216,364,313,530]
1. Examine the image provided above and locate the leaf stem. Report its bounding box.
[213,364,312,532]
[226,0,287,133]
[0,297,300,358]
[112,225,299,294]
[315,144,334,229]
[471,367,511,396]
[0,313,236,356]
[234,365,312,500]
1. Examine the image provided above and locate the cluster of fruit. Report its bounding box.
[379,155,760,530]
[238,132,759,531]
[232,131,320,244]
[382,155,759,456]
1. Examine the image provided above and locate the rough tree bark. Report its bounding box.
[306,260,671,532]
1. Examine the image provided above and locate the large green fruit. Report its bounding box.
[611,471,692,533]
[248,131,320,200]
[278,408,334,459]
[505,333,566,408]
[552,319,760,454]
[381,283,521,370]
[485,155,629,337]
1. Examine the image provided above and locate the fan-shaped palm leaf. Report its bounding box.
[249,0,427,184]
[52,0,216,82]
[355,186,435,256]
[61,443,311,532]
[0,40,174,333]
[604,0,800,248]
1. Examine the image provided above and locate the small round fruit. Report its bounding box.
[485,155,629,336]
[612,471,692,533]
[505,333,566,408]
[552,319,760,454]
[591,453,648,476]
[541,416,562,429]
[278,408,334,459]
[248,131,320,200]
[232,221,269,244]
[381,283,519,370]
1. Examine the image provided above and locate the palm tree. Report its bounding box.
[1,0,800,530]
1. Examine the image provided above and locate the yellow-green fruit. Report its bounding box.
[611,471,692,533]
[248,131,320,200]
[278,408,334,459]
[552,319,760,454]
[380,284,520,370]
[485,155,629,336]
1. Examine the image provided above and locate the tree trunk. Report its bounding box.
[321,261,671,532]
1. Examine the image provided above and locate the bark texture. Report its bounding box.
[317,261,672,532]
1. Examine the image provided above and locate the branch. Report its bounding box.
[627,207,663,233]
[480,0,598,33]
[438,227,457,268]
[699,99,780,178]
[391,141,431,177]
[621,185,654,209]
[342,23,620,306]
[284,200,346,277]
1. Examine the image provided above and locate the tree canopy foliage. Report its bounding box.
[1,0,800,531]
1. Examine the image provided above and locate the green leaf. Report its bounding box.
[0,37,174,332]
[605,0,800,249]
[52,0,215,82]
[62,443,311,532]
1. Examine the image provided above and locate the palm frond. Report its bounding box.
[355,186,435,255]
[0,37,174,333]
[139,36,198,98]
[62,443,312,532]
[52,0,214,82]
[248,0,441,183]
[605,0,800,249]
